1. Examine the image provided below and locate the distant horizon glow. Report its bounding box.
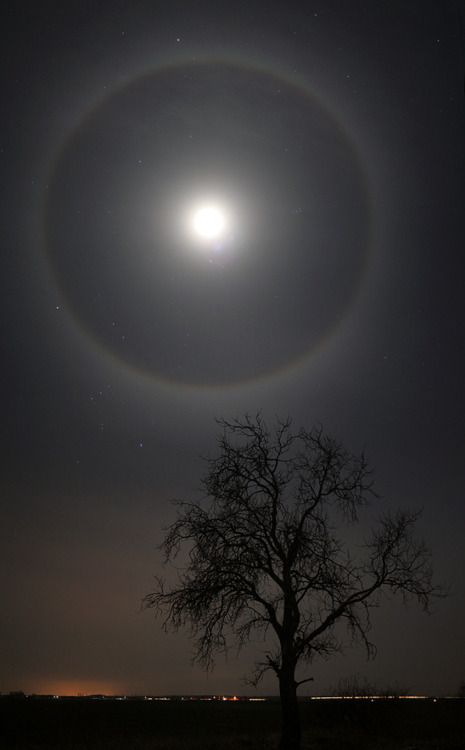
[24,679,125,698]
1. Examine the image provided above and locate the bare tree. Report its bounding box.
[144,414,441,750]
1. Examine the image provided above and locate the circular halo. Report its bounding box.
[42,58,373,391]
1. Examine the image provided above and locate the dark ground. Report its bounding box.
[1,696,464,749]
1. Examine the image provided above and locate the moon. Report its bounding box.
[190,203,228,241]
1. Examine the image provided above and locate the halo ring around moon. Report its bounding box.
[42,57,373,391]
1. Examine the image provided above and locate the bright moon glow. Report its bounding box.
[191,204,227,240]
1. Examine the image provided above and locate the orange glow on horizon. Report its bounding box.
[29,678,124,697]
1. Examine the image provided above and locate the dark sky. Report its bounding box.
[2,0,464,697]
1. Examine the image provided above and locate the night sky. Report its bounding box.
[2,1,464,697]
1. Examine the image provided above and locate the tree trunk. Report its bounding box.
[278,664,301,750]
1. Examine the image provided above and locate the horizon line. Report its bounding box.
[2,691,461,701]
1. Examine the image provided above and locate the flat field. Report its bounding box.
[1,696,464,749]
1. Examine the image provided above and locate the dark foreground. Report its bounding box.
[1,696,464,749]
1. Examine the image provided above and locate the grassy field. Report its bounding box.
[1,696,464,749]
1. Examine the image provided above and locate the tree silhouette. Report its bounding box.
[144,414,440,750]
